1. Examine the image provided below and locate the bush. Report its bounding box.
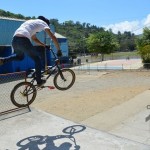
[139,45,150,68]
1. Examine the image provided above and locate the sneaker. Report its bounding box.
[37,79,46,87]
[0,58,4,65]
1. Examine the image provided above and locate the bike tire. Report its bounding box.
[62,125,86,135]
[17,135,44,147]
[53,68,75,90]
[10,82,37,108]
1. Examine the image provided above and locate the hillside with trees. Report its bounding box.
[0,9,139,57]
[50,19,137,55]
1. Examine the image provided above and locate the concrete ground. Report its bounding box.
[1,59,150,149]
[81,90,150,145]
[1,108,150,150]
[1,73,150,149]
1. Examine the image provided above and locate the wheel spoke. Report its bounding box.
[54,69,75,90]
[11,82,37,107]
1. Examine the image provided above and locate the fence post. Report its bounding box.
[105,63,107,71]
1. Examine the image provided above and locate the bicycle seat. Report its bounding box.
[27,69,45,78]
[47,66,57,74]
[27,69,36,78]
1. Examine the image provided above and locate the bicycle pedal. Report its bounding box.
[47,86,55,90]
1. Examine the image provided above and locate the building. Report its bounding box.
[0,17,69,74]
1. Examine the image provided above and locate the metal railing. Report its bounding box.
[71,60,150,72]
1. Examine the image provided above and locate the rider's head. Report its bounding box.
[38,16,50,26]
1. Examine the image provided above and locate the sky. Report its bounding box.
[0,0,150,35]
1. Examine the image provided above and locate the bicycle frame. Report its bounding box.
[28,48,64,88]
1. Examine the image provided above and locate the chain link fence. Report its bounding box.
[0,72,29,116]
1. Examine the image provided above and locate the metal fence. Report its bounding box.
[71,59,150,72]
[0,72,30,119]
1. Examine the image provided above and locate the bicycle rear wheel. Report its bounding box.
[53,68,75,90]
[10,82,37,108]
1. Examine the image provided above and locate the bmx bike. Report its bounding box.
[10,48,76,108]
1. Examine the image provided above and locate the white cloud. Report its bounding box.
[144,14,150,26]
[103,14,150,35]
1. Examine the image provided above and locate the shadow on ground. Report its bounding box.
[16,125,86,150]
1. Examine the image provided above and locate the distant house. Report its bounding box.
[0,17,69,74]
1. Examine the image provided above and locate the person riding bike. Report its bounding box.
[0,16,62,86]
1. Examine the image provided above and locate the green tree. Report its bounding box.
[86,31,119,61]
[137,27,150,68]
[116,31,136,51]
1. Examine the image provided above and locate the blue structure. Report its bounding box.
[0,17,69,74]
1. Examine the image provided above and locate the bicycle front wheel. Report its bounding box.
[10,82,37,108]
[53,68,75,90]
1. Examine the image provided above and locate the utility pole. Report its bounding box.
[44,32,47,71]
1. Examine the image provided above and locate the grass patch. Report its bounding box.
[104,51,141,60]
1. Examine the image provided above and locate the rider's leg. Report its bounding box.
[0,48,24,65]
[25,48,42,84]
[13,37,43,84]
[0,53,24,64]
[0,36,26,65]
[28,53,43,84]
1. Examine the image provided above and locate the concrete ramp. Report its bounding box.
[81,90,150,146]
[0,108,150,150]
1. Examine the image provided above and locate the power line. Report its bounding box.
[132,23,150,33]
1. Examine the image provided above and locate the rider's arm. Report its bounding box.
[31,34,45,47]
[45,28,61,51]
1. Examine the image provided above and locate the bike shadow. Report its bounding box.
[16,125,86,150]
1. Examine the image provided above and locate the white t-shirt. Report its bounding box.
[14,19,50,40]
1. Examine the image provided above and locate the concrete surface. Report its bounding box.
[0,108,150,150]
[110,108,150,146]
[1,66,150,149]
[81,90,150,140]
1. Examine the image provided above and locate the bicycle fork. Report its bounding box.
[57,67,66,81]
[55,58,66,81]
